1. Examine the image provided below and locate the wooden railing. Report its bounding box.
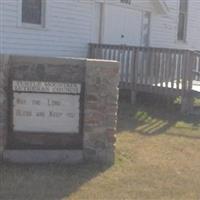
[193,52,200,81]
[89,43,197,95]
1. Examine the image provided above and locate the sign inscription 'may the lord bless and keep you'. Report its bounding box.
[12,81,81,134]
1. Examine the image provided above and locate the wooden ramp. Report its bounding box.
[89,44,200,113]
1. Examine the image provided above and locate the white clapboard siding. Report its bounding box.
[150,0,200,50]
[186,0,200,50]
[1,0,200,58]
[0,0,94,57]
[150,0,181,49]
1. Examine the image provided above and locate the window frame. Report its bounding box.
[18,0,46,29]
[177,0,188,42]
[121,0,132,5]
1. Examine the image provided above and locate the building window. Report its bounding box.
[177,0,188,41]
[121,0,132,5]
[22,0,45,26]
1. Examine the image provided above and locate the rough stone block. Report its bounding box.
[3,150,83,164]
[83,59,119,164]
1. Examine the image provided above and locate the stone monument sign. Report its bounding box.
[0,55,119,164]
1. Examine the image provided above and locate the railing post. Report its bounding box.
[181,50,194,113]
[130,48,138,104]
[88,43,92,58]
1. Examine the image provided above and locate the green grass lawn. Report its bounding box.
[1,99,200,200]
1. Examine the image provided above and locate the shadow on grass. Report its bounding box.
[0,162,109,200]
[117,92,200,139]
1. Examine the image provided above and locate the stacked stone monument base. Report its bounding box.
[3,150,83,164]
[0,55,119,164]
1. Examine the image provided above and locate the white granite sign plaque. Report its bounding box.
[12,81,81,134]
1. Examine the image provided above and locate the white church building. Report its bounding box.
[0,0,200,58]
